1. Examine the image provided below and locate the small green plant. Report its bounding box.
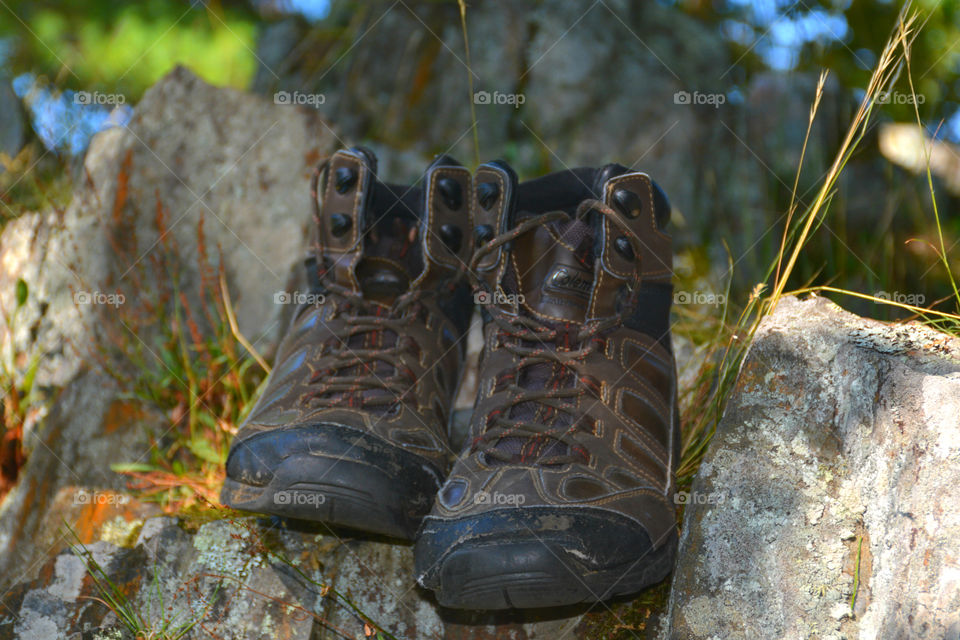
[105,262,266,511]
[92,168,266,513]
[679,5,960,492]
[67,523,215,640]
[0,277,44,499]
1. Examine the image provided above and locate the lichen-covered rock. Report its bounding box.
[0,510,596,639]
[0,516,315,640]
[88,65,334,345]
[0,65,337,591]
[0,384,160,592]
[661,296,960,639]
[0,65,335,391]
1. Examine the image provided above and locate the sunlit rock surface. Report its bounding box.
[662,296,960,639]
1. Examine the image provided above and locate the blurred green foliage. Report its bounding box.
[0,0,258,99]
[3,0,960,133]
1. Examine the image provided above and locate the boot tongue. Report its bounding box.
[329,167,425,304]
[356,212,420,304]
[480,164,630,467]
[507,213,596,324]
[355,155,462,304]
[483,213,596,467]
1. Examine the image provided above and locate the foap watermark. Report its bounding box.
[874,291,925,305]
[74,291,125,307]
[474,290,525,306]
[73,490,130,506]
[474,491,526,506]
[673,290,726,306]
[875,91,925,105]
[474,90,525,108]
[274,291,325,305]
[274,90,326,107]
[274,490,326,507]
[674,90,725,108]
[74,91,126,106]
[673,490,725,505]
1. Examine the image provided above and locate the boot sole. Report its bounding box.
[437,538,675,609]
[221,424,444,540]
[415,508,677,610]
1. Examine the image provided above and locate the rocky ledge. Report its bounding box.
[2,65,959,639]
[662,295,960,639]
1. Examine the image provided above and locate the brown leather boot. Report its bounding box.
[221,147,473,539]
[415,160,679,608]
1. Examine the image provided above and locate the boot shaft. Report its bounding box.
[309,147,475,331]
[469,161,673,336]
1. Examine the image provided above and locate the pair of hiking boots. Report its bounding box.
[221,147,679,610]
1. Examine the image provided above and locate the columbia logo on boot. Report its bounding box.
[544,264,593,300]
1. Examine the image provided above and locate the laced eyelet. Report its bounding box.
[295,284,431,411]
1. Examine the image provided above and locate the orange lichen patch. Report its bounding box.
[111,149,133,225]
[736,358,800,400]
[72,495,130,544]
[736,358,765,385]
[36,551,57,585]
[102,400,146,435]
[0,418,25,498]
[41,486,159,547]
[304,147,323,167]
[9,474,44,543]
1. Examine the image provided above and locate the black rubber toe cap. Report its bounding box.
[414,506,677,610]
[221,423,445,539]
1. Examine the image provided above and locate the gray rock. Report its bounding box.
[661,296,960,639]
[0,372,158,592]
[0,65,337,592]
[0,209,86,390]
[0,512,591,639]
[0,65,337,391]
[75,65,336,348]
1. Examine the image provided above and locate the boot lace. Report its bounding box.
[301,281,427,411]
[467,200,640,465]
